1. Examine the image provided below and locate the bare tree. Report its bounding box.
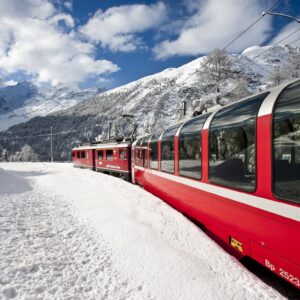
[268,66,286,87]
[232,78,250,100]
[201,48,234,104]
[9,144,39,162]
[201,49,233,85]
[286,52,300,79]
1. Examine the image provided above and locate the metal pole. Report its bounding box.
[50,126,53,163]
[262,11,300,23]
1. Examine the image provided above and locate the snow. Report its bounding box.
[0,163,285,299]
[0,83,102,131]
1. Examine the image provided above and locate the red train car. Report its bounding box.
[132,79,300,288]
[72,141,131,181]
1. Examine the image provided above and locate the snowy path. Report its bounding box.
[0,163,285,300]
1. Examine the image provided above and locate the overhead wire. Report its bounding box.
[176,0,282,86]
[221,0,282,51]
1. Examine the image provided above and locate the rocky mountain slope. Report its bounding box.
[0,82,104,131]
[1,45,299,161]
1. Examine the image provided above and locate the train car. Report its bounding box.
[72,144,94,170]
[72,141,131,181]
[132,79,300,289]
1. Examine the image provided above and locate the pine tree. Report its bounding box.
[0,144,8,162]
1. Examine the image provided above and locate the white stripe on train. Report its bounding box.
[134,165,300,222]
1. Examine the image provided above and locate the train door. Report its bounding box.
[92,149,96,171]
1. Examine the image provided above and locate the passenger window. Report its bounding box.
[150,132,161,170]
[273,82,300,203]
[131,148,134,165]
[179,114,210,179]
[98,150,103,160]
[209,93,268,192]
[77,151,80,159]
[142,135,151,167]
[137,139,143,166]
[106,149,113,160]
[81,151,86,159]
[120,149,127,160]
[161,124,182,173]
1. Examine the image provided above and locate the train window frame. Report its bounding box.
[149,132,162,170]
[98,150,103,160]
[135,138,143,166]
[208,92,269,192]
[161,124,182,174]
[141,135,151,168]
[106,149,113,161]
[119,149,127,160]
[272,81,300,204]
[178,114,210,180]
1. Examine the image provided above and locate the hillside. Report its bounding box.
[0,82,104,131]
[1,45,299,161]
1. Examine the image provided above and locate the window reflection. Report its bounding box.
[141,135,151,167]
[179,114,210,179]
[161,124,181,173]
[150,132,161,170]
[273,82,300,203]
[209,93,268,191]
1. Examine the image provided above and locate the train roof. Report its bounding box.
[72,140,131,151]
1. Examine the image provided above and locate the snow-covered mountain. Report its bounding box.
[1,45,299,161]
[0,82,104,131]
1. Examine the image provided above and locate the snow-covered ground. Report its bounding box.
[0,163,285,300]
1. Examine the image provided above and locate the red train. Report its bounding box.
[72,79,300,289]
[72,140,131,181]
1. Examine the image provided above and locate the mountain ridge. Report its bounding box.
[1,44,299,161]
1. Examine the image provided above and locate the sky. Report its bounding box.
[0,0,299,89]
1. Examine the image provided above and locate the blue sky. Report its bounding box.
[0,0,299,89]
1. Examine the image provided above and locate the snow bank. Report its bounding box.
[0,167,32,195]
[0,163,285,299]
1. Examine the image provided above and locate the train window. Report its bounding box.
[120,149,127,160]
[135,139,143,166]
[98,150,103,160]
[142,135,151,167]
[179,114,210,179]
[161,124,182,173]
[209,93,268,192]
[72,152,75,157]
[77,151,80,159]
[150,132,161,170]
[106,149,113,160]
[81,151,86,159]
[131,148,134,165]
[273,82,300,203]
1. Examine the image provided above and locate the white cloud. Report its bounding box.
[270,21,300,47]
[154,0,273,59]
[64,1,73,10]
[49,13,75,28]
[0,0,119,85]
[80,2,167,52]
